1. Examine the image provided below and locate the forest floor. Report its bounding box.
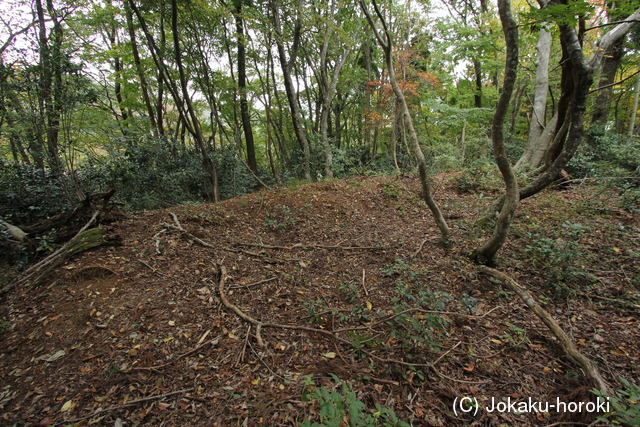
[1,173,639,427]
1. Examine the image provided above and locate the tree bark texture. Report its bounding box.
[235,2,258,173]
[471,0,519,263]
[515,25,551,171]
[481,6,640,220]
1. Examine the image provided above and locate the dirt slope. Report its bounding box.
[1,174,638,426]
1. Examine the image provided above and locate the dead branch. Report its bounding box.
[217,265,267,347]
[1,220,27,242]
[479,266,610,395]
[229,277,277,290]
[137,259,192,284]
[235,241,387,250]
[217,263,497,384]
[164,214,291,263]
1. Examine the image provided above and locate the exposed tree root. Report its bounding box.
[216,262,500,385]
[479,266,610,395]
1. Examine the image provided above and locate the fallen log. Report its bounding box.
[1,212,122,297]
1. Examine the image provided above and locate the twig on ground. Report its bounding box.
[361,269,369,296]
[229,277,277,290]
[129,337,219,371]
[413,237,429,258]
[234,241,388,250]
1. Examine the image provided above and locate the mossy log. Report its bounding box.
[1,212,121,297]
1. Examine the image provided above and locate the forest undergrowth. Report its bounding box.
[0,173,639,426]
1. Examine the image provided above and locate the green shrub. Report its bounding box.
[298,374,410,427]
[592,377,640,426]
[568,129,640,178]
[0,162,72,225]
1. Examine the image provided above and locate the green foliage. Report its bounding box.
[525,0,596,27]
[299,374,410,427]
[0,162,72,226]
[567,129,640,178]
[453,159,502,195]
[304,299,327,325]
[592,378,640,426]
[214,145,259,200]
[386,271,452,351]
[338,280,360,303]
[263,204,298,230]
[81,138,258,211]
[81,136,209,210]
[620,181,640,213]
[522,221,591,299]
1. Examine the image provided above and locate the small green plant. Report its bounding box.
[299,374,410,427]
[381,259,412,277]
[304,299,327,325]
[388,281,451,351]
[592,377,640,425]
[36,229,58,252]
[501,321,528,350]
[460,293,477,313]
[620,181,640,213]
[338,281,359,303]
[263,204,298,230]
[381,183,402,199]
[522,221,590,299]
[0,321,12,334]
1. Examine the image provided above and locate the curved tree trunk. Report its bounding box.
[471,0,519,263]
[481,6,640,220]
[360,0,450,246]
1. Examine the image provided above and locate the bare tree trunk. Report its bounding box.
[473,58,482,108]
[628,60,640,142]
[591,38,625,128]
[270,0,312,182]
[234,2,257,174]
[124,1,158,134]
[515,25,551,171]
[360,0,450,246]
[471,0,519,263]
[481,7,640,220]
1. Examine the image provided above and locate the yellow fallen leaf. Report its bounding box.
[613,248,621,253]
[163,337,173,342]
[366,301,372,310]
[251,378,259,385]
[60,400,73,413]
[323,352,336,359]
[168,320,175,326]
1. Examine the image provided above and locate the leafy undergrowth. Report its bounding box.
[1,173,638,426]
